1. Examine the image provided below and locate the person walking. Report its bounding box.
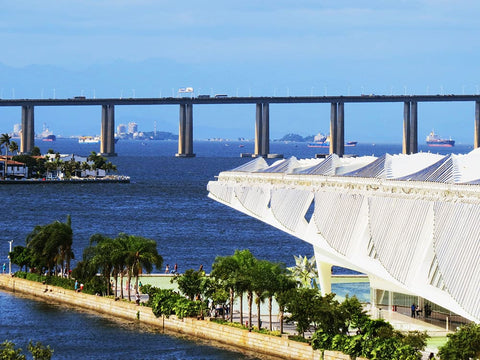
[411,303,416,318]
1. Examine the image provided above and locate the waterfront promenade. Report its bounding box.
[0,274,447,359]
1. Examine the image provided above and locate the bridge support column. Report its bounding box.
[337,102,345,157]
[475,101,480,148]
[328,102,345,156]
[402,101,418,154]
[329,103,338,155]
[100,104,117,156]
[20,105,35,154]
[254,103,270,157]
[410,101,418,153]
[403,102,411,154]
[176,104,195,157]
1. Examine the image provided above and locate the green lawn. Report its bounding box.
[427,336,448,350]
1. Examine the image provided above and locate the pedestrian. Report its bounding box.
[135,292,140,306]
[75,280,79,292]
[411,303,416,318]
[174,263,178,274]
[165,264,170,274]
[2,263,5,274]
[80,283,84,292]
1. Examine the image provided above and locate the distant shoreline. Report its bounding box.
[0,177,130,184]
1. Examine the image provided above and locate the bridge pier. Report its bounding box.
[176,104,195,157]
[329,102,345,156]
[20,105,35,154]
[475,101,480,148]
[100,104,117,156]
[254,103,272,157]
[403,101,418,154]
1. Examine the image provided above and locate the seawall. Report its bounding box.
[0,275,366,360]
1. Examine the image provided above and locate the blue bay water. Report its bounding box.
[0,139,471,358]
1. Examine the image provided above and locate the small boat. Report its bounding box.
[78,136,100,144]
[426,131,455,147]
[308,132,357,148]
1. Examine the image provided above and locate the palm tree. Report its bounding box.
[88,234,116,296]
[252,259,270,329]
[232,249,256,328]
[9,141,18,156]
[111,234,129,299]
[287,255,318,289]
[211,254,240,323]
[0,133,12,179]
[122,234,163,301]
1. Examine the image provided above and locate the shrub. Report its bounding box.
[438,322,480,360]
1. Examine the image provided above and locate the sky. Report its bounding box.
[1,0,480,143]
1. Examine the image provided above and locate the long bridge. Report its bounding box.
[207,151,480,324]
[1,94,480,156]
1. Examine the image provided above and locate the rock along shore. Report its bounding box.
[1,275,359,360]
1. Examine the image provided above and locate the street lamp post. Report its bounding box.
[8,240,13,275]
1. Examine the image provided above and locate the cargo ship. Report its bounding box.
[426,131,455,147]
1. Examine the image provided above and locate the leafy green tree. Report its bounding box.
[203,277,229,319]
[284,287,320,336]
[340,294,369,331]
[172,269,207,301]
[26,216,74,275]
[151,289,183,318]
[211,253,240,323]
[0,340,26,360]
[438,322,480,360]
[0,340,53,360]
[31,146,41,156]
[9,246,33,272]
[27,341,53,360]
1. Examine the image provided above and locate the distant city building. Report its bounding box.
[117,124,127,135]
[128,122,138,134]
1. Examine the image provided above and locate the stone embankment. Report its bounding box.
[0,275,365,360]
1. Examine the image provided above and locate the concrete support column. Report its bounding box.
[101,104,116,156]
[185,104,195,157]
[329,103,338,155]
[177,104,186,156]
[20,105,35,154]
[388,291,393,313]
[475,101,480,148]
[317,261,332,296]
[261,103,270,155]
[403,102,411,154]
[410,101,418,153]
[337,102,345,157]
[255,103,263,156]
[176,104,195,157]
